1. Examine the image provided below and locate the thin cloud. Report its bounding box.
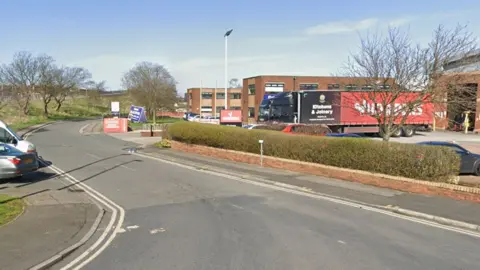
[304,18,379,36]
[388,17,415,27]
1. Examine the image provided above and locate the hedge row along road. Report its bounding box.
[168,122,460,182]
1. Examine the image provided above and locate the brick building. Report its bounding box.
[186,87,245,117]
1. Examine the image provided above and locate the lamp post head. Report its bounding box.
[224,29,233,37]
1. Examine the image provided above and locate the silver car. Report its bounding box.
[0,143,39,180]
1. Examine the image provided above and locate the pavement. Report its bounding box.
[9,119,476,269]
[0,124,101,270]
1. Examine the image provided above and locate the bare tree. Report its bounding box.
[35,55,57,116]
[0,52,44,115]
[122,62,177,124]
[341,24,477,141]
[52,67,92,111]
[85,80,106,106]
[229,78,242,88]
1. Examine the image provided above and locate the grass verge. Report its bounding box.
[0,194,25,227]
[128,117,182,130]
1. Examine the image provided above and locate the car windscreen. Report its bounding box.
[4,126,22,141]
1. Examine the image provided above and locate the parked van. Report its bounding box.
[0,120,38,156]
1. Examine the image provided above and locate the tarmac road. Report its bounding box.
[28,121,480,270]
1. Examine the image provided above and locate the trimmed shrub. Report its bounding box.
[252,124,287,131]
[168,122,460,181]
[290,125,332,136]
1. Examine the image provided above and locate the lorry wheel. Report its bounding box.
[391,127,402,137]
[402,126,415,137]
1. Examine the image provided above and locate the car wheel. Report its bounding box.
[474,164,480,176]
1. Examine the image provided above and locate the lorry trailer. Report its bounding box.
[257,90,434,137]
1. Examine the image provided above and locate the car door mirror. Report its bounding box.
[12,138,17,146]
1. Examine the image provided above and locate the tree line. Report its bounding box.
[0,53,180,123]
[0,51,103,116]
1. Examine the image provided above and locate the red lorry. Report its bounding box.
[257,90,434,137]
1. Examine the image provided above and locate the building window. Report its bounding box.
[230,93,241,99]
[201,92,212,99]
[299,83,318,90]
[216,92,225,99]
[362,85,373,90]
[328,84,340,89]
[265,83,284,92]
[230,106,241,110]
[345,84,358,90]
[248,107,255,117]
[216,106,225,114]
[201,106,212,112]
[248,84,256,95]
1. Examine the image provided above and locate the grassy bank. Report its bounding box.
[2,95,133,131]
[0,194,24,226]
[128,117,182,130]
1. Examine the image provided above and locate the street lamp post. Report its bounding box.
[224,29,233,110]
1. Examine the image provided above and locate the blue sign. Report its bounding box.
[128,105,147,123]
[263,93,279,100]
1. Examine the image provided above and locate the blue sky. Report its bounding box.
[1,0,479,94]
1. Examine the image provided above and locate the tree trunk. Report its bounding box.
[55,101,62,112]
[152,106,156,124]
[43,102,49,117]
[22,102,29,115]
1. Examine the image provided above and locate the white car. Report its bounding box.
[0,120,38,156]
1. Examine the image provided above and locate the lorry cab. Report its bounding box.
[0,120,38,156]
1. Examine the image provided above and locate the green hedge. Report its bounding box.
[168,122,460,181]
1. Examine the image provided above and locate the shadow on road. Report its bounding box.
[57,159,143,191]
[1,153,142,203]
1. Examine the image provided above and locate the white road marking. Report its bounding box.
[42,164,124,270]
[79,124,90,134]
[126,225,139,231]
[86,152,102,159]
[150,228,166,234]
[117,228,126,233]
[230,203,244,210]
[120,164,136,171]
[133,152,480,239]
[44,164,125,270]
[338,240,346,244]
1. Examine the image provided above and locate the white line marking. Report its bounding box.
[338,240,346,244]
[150,228,166,234]
[79,124,90,134]
[44,163,125,270]
[230,203,244,210]
[126,225,139,231]
[133,152,480,239]
[86,152,101,159]
[120,164,136,171]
